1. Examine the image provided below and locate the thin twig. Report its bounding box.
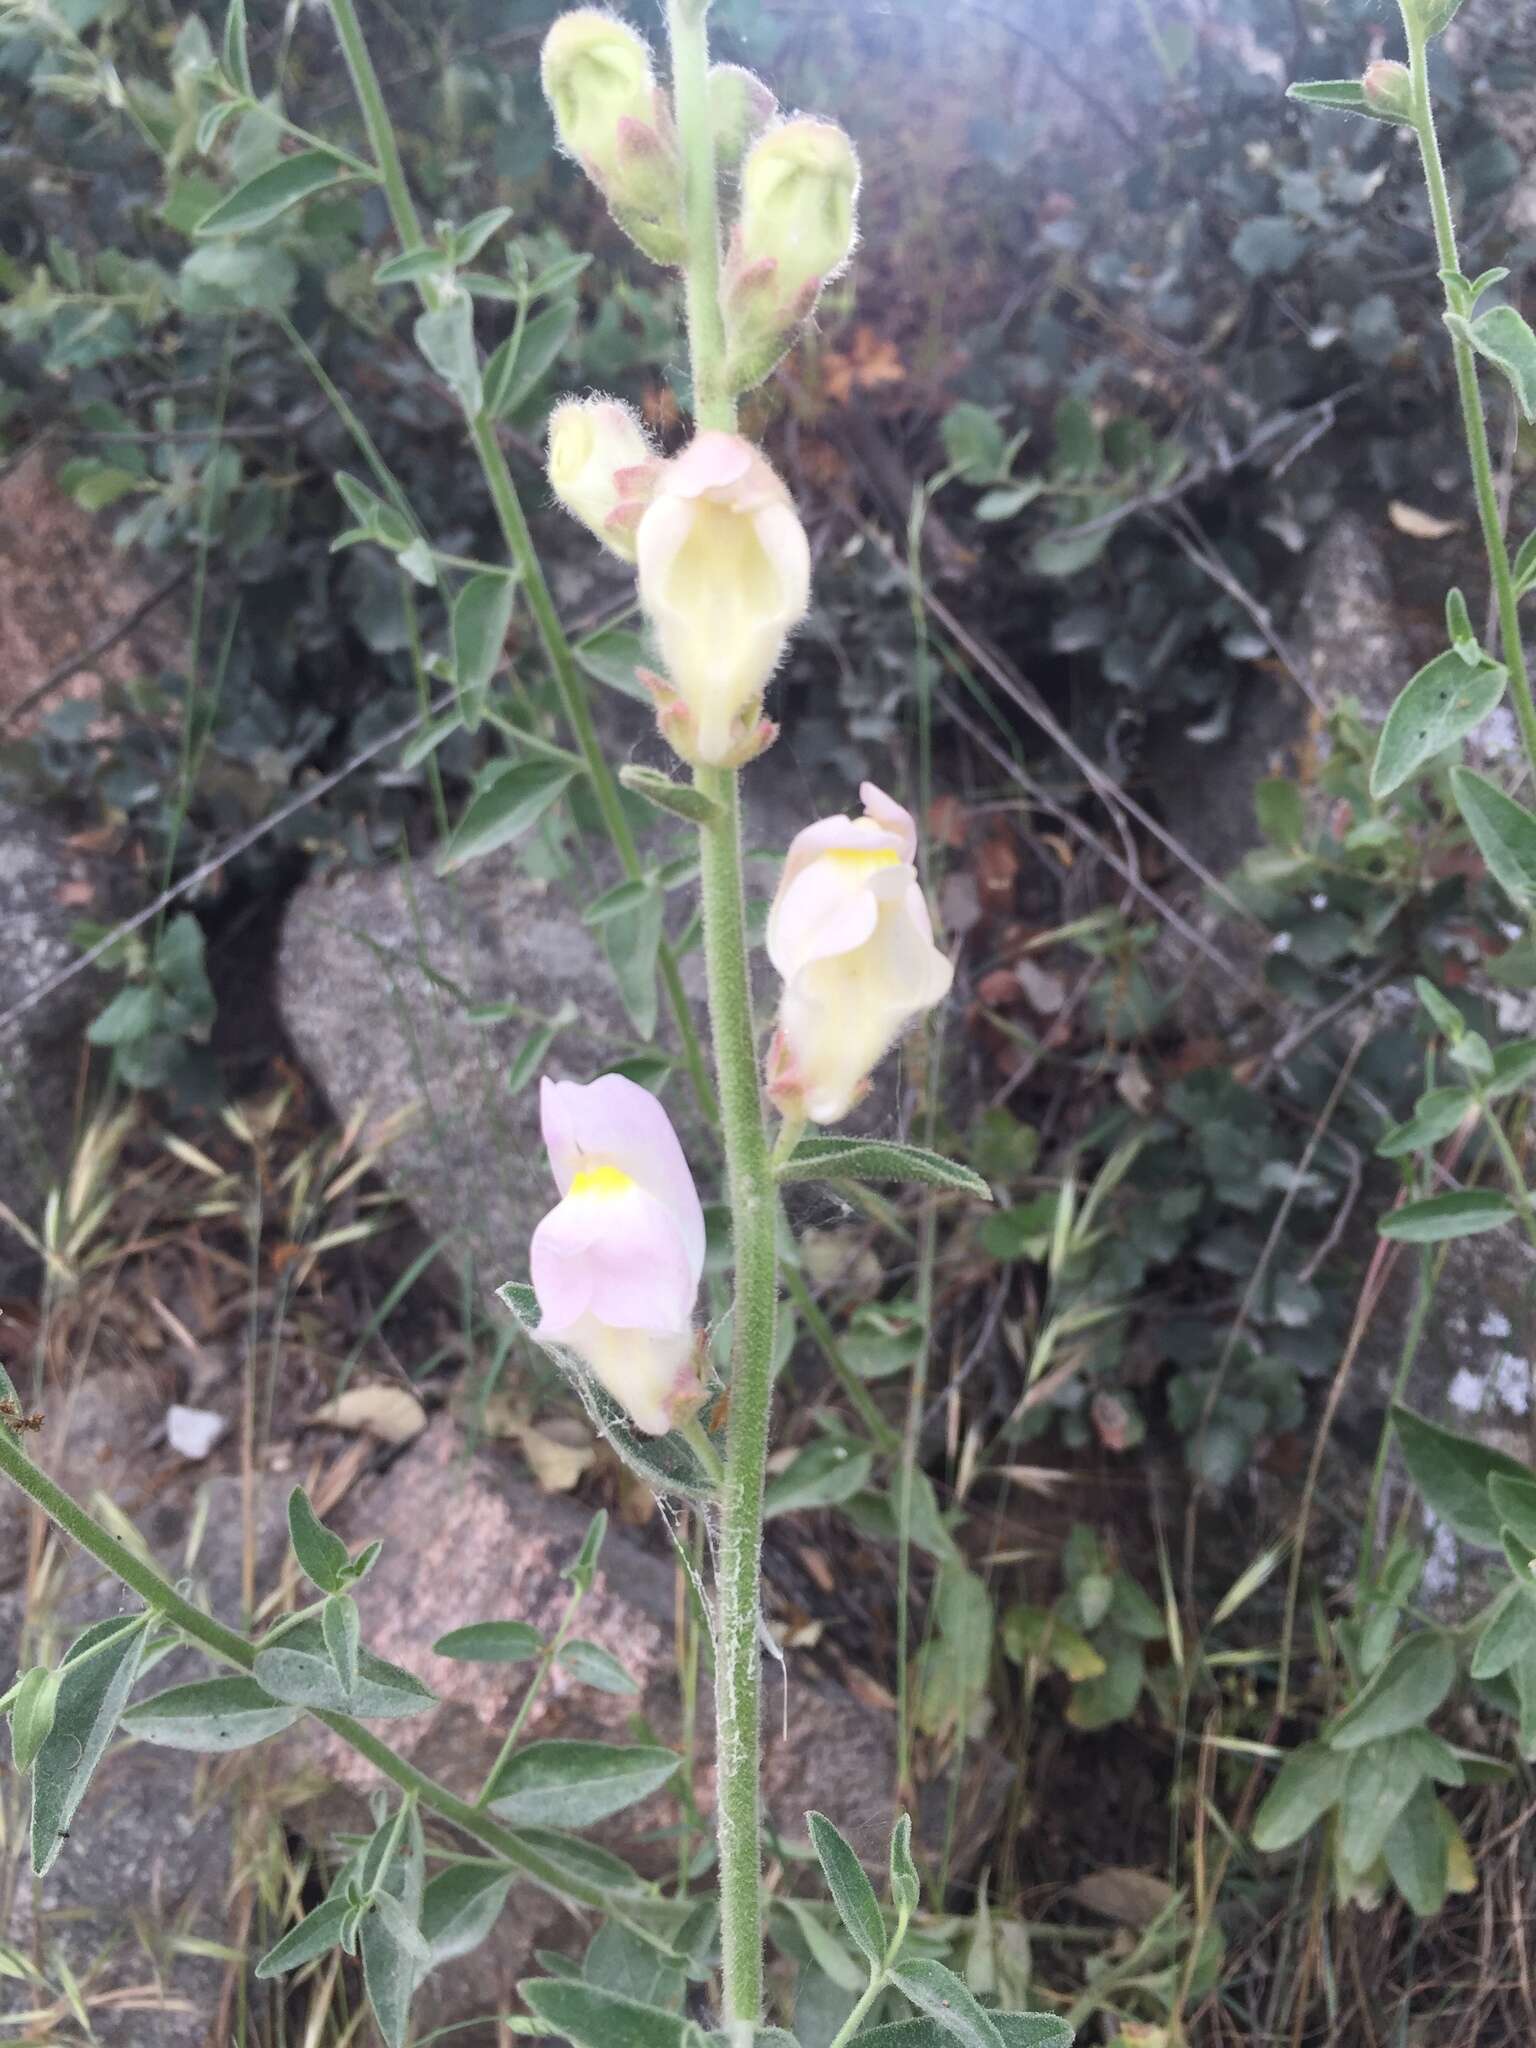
[1,565,193,735]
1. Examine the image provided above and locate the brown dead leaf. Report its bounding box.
[977,968,1026,1008]
[308,1383,426,1446]
[822,325,906,404]
[518,1414,596,1494]
[1070,1867,1176,1928]
[1388,500,1460,540]
[973,832,1020,916]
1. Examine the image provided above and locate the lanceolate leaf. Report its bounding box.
[31,1616,149,1875]
[1393,1405,1533,1549]
[1451,766,1536,909]
[519,1978,695,2048]
[222,0,253,94]
[1453,304,1536,422]
[437,760,580,873]
[433,1620,542,1663]
[779,1136,992,1199]
[807,1809,887,1967]
[451,571,516,729]
[415,297,482,417]
[255,1894,353,1979]
[1326,1632,1456,1750]
[288,1484,351,1593]
[195,152,359,237]
[486,1739,680,1828]
[891,1958,1007,2048]
[493,300,579,419]
[1369,649,1506,798]
[1376,1190,1516,1242]
[858,2022,1073,2048]
[253,1618,436,1718]
[1285,78,1409,125]
[122,1675,300,1751]
[361,1890,430,2048]
[1251,1742,1349,1852]
[421,1863,517,1965]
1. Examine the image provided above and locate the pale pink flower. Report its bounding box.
[547,396,660,561]
[766,782,953,1125]
[530,1074,706,1435]
[635,429,810,767]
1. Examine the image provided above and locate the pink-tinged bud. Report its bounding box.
[540,10,685,265]
[766,783,953,1125]
[724,116,860,391]
[530,1074,706,1436]
[1361,60,1413,121]
[635,430,811,768]
[547,396,660,562]
[710,63,777,171]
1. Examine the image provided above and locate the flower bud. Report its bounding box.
[635,431,810,768]
[547,396,660,560]
[1361,60,1413,122]
[766,783,953,1126]
[709,64,777,172]
[530,1075,706,1437]
[540,9,685,265]
[724,116,860,390]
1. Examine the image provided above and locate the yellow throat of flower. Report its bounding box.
[570,1164,636,1199]
[823,845,901,878]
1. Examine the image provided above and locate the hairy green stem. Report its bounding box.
[0,1429,612,1912]
[1404,12,1536,777]
[668,0,731,434]
[324,0,713,1124]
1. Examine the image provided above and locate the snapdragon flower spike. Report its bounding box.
[547,397,661,562]
[766,782,954,1125]
[540,9,685,266]
[724,116,860,392]
[635,430,811,768]
[530,1074,706,1436]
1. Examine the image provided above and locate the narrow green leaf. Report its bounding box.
[1337,1737,1428,1870]
[764,1439,875,1518]
[1251,1742,1349,1852]
[891,1958,1007,2048]
[1377,1190,1516,1242]
[433,1620,543,1662]
[576,626,652,701]
[558,1640,639,1695]
[450,206,515,265]
[324,1594,362,1697]
[493,301,579,419]
[1489,1473,1536,1553]
[121,1675,299,1751]
[807,1810,886,1967]
[1472,1584,1536,1678]
[1286,78,1407,124]
[858,2022,1073,2048]
[415,297,482,417]
[288,1484,351,1593]
[1369,649,1506,799]
[603,883,664,1041]
[512,1826,651,1899]
[619,764,724,826]
[519,1978,692,2048]
[374,246,451,286]
[779,1137,992,1200]
[508,1021,560,1095]
[31,1616,148,1875]
[9,1667,60,1775]
[1457,304,1536,422]
[450,571,515,731]
[1445,588,1480,664]
[195,151,356,237]
[255,1894,352,1979]
[1327,1632,1456,1750]
[253,1618,436,1718]
[486,1740,680,1828]
[1375,1088,1472,1158]
[221,0,252,94]
[889,1811,921,1915]
[437,760,580,873]
[1512,529,1536,598]
[361,1891,429,2048]
[421,1864,516,1965]
[583,878,657,929]
[1393,1405,1532,1549]
[564,1509,608,1594]
[1381,1782,1450,1915]
[1451,766,1536,909]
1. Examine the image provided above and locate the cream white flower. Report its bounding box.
[530,1074,706,1436]
[724,116,860,388]
[547,397,660,561]
[635,430,811,767]
[540,10,683,263]
[766,782,953,1125]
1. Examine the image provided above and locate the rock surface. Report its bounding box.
[276,715,881,1294]
[0,800,127,1279]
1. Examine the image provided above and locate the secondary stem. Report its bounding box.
[666,1,777,2024]
[0,1429,611,1913]
[1405,16,1536,778]
[325,0,713,1124]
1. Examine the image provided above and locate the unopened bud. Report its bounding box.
[541,10,685,265]
[1361,60,1413,122]
[709,64,777,172]
[547,396,660,561]
[724,116,860,392]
